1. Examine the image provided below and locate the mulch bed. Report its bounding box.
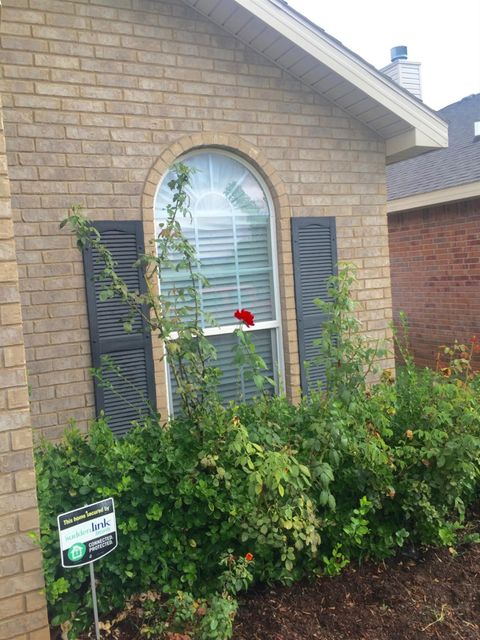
[233,543,480,640]
[71,534,480,640]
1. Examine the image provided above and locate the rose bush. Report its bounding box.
[35,291,480,636]
[36,167,480,637]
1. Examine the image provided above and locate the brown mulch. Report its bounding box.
[72,537,480,640]
[233,543,480,640]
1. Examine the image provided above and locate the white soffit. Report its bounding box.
[182,0,448,162]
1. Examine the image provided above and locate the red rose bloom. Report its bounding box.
[245,552,254,562]
[234,308,255,328]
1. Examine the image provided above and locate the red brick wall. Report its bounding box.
[388,198,480,369]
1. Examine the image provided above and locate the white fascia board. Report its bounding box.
[231,0,448,149]
[385,129,447,164]
[387,181,480,213]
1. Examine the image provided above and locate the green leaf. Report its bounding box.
[253,374,265,390]
[98,289,113,302]
[298,464,311,478]
[146,503,163,521]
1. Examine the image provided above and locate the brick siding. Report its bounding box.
[2,0,394,439]
[0,95,49,640]
[388,198,480,368]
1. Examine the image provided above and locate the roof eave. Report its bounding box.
[183,0,448,161]
[249,0,449,161]
[385,128,449,164]
[387,180,480,213]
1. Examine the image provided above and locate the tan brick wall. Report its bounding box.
[0,95,49,640]
[2,0,394,437]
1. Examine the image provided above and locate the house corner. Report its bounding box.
[0,95,50,640]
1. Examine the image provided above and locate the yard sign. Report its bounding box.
[57,498,118,639]
[57,497,117,568]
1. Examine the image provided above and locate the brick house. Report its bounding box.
[387,94,480,367]
[0,0,447,636]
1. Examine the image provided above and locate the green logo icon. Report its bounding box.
[67,543,86,562]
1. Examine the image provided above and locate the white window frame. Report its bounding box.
[154,148,284,415]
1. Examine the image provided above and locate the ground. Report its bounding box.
[233,542,480,640]
[72,531,480,640]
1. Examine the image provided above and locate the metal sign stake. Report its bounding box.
[90,562,100,640]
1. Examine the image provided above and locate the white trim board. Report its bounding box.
[387,181,480,213]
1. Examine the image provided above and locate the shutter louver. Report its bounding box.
[291,217,338,395]
[83,221,156,436]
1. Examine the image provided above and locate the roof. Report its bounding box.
[181,0,448,163]
[387,94,480,211]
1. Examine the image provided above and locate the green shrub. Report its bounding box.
[36,405,319,634]
[36,367,480,636]
[35,266,480,637]
[377,365,480,546]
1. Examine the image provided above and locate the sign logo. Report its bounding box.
[57,498,118,568]
[67,542,86,562]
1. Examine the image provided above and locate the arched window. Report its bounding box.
[155,150,283,412]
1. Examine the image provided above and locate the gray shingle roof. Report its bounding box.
[387,93,480,201]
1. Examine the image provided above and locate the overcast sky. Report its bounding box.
[287,0,480,111]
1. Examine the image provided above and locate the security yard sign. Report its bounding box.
[57,498,117,639]
[57,498,117,568]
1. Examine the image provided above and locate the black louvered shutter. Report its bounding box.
[291,217,338,394]
[83,221,156,436]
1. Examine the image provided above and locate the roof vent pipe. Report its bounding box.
[391,46,408,62]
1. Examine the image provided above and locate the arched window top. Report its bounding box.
[155,150,271,223]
